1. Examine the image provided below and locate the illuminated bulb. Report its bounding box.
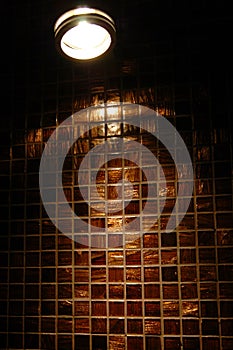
[54,8,116,61]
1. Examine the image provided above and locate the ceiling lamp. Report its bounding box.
[54,7,116,61]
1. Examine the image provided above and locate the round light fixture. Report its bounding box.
[54,7,116,61]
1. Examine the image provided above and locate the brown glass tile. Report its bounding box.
[109,319,125,334]
[181,266,197,282]
[180,248,196,264]
[163,301,180,317]
[196,179,213,195]
[58,284,72,299]
[143,249,159,265]
[198,231,215,246]
[222,338,233,350]
[8,317,23,332]
[162,266,178,281]
[109,285,124,299]
[9,268,23,283]
[126,268,141,282]
[179,215,195,230]
[0,252,8,267]
[199,266,217,281]
[58,300,72,316]
[217,230,233,246]
[91,267,106,282]
[218,265,233,281]
[144,284,160,299]
[126,285,142,299]
[25,252,39,267]
[108,234,123,247]
[220,301,233,317]
[143,233,158,248]
[182,301,199,317]
[92,318,107,334]
[125,235,141,249]
[127,301,142,316]
[200,282,217,298]
[199,248,216,263]
[163,284,179,299]
[126,250,141,265]
[10,236,24,251]
[75,301,89,316]
[196,196,213,212]
[58,251,72,266]
[142,215,159,231]
[108,251,124,265]
[57,267,72,282]
[109,302,124,316]
[179,231,196,247]
[58,318,73,333]
[41,235,55,251]
[109,335,125,349]
[25,285,39,299]
[127,319,143,334]
[202,319,219,335]
[26,236,40,250]
[161,232,177,247]
[107,217,123,231]
[144,302,160,317]
[0,301,7,316]
[144,267,159,282]
[161,249,177,264]
[202,337,220,350]
[57,335,72,349]
[8,334,23,349]
[58,235,73,250]
[74,235,89,249]
[221,319,233,336]
[75,284,89,298]
[182,337,200,350]
[75,268,89,282]
[75,318,90,333]
[41,317,55,332]
[217,213,233,228]
[109,268,124,282]
[92,301,106,316]
[183,319,199,335]
[164,319,180,334]
[92,336,107,349]
[160,216,175,231]
[41,334,55,349]
[127,337,143,350]
[9,285,23,299]
[24,334,39,349]
[146,336,161,349]
[41,268,55,283]
[219,283,233,299]
[10,252,24,267]
[218,247,233,263]
[41,301,55,316]
[164,337,181,350]
[3,8,233,350]
[181,283,198,299]
[91,285,106,299]
[75,335,90,350]
[41,220,55,234]
[9,299,23,316]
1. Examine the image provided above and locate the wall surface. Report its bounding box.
[0,1,233,349]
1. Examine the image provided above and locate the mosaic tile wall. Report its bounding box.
[0,1,232,349]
